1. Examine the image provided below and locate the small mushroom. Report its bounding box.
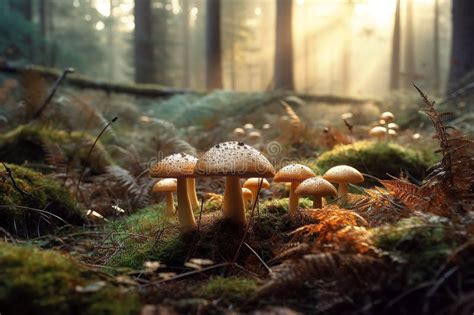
[369,126,387,141]
[243,123,254,131]
[323,165,364,203]
[243,178,270,206]
[248,131,262,142]
[295,177,337,209]
[273,164,316,215]
[380,111,395,123]
[388,122,399,130]
[150,153,198,233]
[232,127,245,139]
[242,188,253,209]
[412,133,421,140]
[152,178,177,217]
[194,141,275,225]
[262,123,271,130]
[388,129,398,137]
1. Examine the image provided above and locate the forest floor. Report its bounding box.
[0,69,473,315]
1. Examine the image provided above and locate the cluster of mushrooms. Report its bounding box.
[150,141,364,234]
[368,111,400,141]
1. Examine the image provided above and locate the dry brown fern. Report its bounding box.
[290,206,369,246]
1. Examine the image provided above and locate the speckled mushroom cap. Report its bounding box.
[152,178,177,193]
[323,165,364,184]
[274,164,316,183]
[295,177,337,197]
[243,178,270,190]
[369,126,387,137]
[194,141,275,178]
[150,153,198,178]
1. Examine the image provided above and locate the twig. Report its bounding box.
[232,178,264,263]
[32,67,75,119]
[2,163,31,196]
[75,116,118,200]
[244,242,272,274]
[153,262,232,285]
[0,204,69,224]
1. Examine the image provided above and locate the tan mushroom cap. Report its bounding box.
[388,123,400,130]
[274,164,316,183]
[380,111,395,122]
[323,165,364,184]
[369,126,387,137]
[295,177,337,197]
[243,178,270,190]
[242,188,253,199]
[194,141,275,178]
[150,153,198,178]
[152,178,177,193]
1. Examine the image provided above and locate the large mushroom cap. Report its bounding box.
[194,141,275,178]
[242,187,253,199]
[243,178,270,190]
[150,153,198,178]
[323,165,364,184]
[152,178,177,193]
[295,177,337,197]
[274,164,316,183]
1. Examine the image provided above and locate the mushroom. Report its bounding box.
[150,153,198,233]
[323,165,364,203]
[243,178,270,206]
[194,141,275,225]
[369,126,387,141]
[262,123,271,130]
[380,111,395,123]
[412,133,421,140]
[273,164,316,215]
[232,127,245,139]
[387,122,399,130]
[242,188,253,209]
[152,178,177,217]
[295,177,337,209]
[243,123,254,131]
[388,129,398,137]
[248,131,262,142]
[187,177,200,210]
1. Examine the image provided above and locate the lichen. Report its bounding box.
[316,141,438,183]
[0,163,84,238]
[0,125,113,174]
[0,242,140,315]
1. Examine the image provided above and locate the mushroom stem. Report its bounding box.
[164,192,175,217]
[337,183,349,202]
[288,182,299,216]
[176,178,197,233]
[249,187,258,205]
[187,178,200,210]
[223,176,246,225]
[312,196,322,209]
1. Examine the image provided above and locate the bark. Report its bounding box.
[389,0,401,91]
[273,0,295,90]
[182,0,191,88]
[448,0,474,93]
[205,0,223,89]
[134,0,156,83]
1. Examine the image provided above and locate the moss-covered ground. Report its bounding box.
[0,163,84,238]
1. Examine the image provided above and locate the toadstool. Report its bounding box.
[323,165,364,203]
[152,178,177,217]
[380,111,395,123]
[150,153,198,233]
[243,177,270,206]
[194,141,275,225]
[273,164,316,215]
[369,126,387,141]
[242,188,253,209]
[295,177,337,209]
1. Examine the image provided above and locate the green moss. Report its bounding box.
[0,125,113,174]
[0,164,84,238]
[262,197,312,213]
[316,141,438,183]
[372,217,459,285]
[0,242,140,315]
[201,276,257,302]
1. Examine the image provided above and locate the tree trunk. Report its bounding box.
[273,0,295,90]
[433,0,440,94]
[404,0,415,88]
[134,0,156,84]
[205,0,223,90]
[107,0,116,81]
[448,0,474,93]
[11,0,34,61]
[38,0,48,65]
[182,0,191,88]
[389,0,401,91]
